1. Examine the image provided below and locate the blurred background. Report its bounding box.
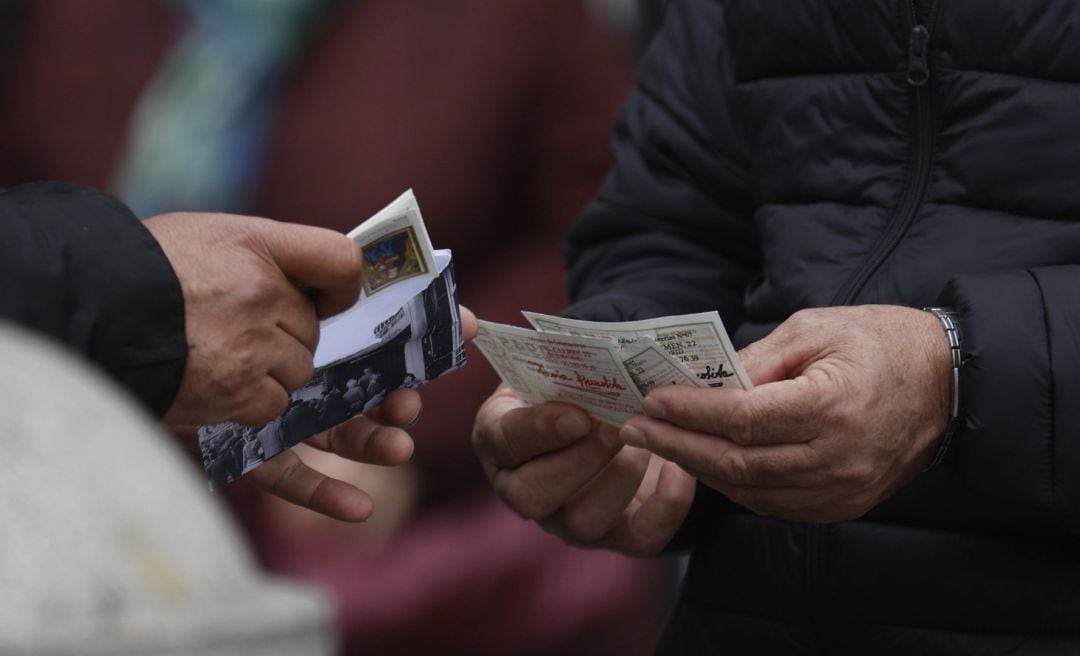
[0,0,678,654]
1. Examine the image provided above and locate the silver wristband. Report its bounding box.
[923,307,962,469]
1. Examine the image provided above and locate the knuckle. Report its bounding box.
[243,388,289,426]
[832,458,875,486]
[236,278,279,309]
[285,360,315,392]
[214,366,250,408]
[715,449,754,486]
[220,339,265,390]
[787,308,816,330]
[724,403,757,446]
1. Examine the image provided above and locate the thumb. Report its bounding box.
[257,222,365,318]
[459,305,479,341]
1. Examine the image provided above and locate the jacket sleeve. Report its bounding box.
[0,182,187,417]
[561,0,759,550]
[941,268,1080,529]
[563,0,759,324]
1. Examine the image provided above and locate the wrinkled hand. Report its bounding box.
[172,307,477,521]
[472,384,695,556]
[145,213,364,426]
[621,305,952,523]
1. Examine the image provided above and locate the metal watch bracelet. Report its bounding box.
[923,306,962,469]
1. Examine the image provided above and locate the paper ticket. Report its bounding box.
[197,191,465,489]
[522,311,752,390]
[474,321,710,426]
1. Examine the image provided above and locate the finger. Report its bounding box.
[472,386,531,468]
[491,422,623,520]
[275,283,320,352]
[549,445,651,543]
[266,330,316,393]
[604,459,696,557]
[231,376,291,426]
[621,415,826,488]
[644,376,825,446]
[243,448,374,522]
[370,388,421,428]
[256,221,365,318]
[459,305,478,341]
[495,402,593,468]
[305,414,414,466]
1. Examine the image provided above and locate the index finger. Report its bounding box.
[645,376,827,446]
[305,414,414,466]
[621,415,824,488]
[243,448,374,522]
[256,221,365,318]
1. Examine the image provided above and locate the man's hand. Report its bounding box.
[145,213,365,426]
[173,306,477,522]
[472,384,695,556]
[621,305,953,523]
[172,388,420,521]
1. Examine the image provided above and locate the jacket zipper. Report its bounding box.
[829,0,939,306]
[809,3,940,648]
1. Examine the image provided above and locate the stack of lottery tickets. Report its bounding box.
[474,312,751,426]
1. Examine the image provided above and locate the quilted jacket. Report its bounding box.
[566,1,1080,653]
[0,183,186,416]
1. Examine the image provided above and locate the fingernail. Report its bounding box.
[620,424,648,448]
[643,397,666,419]
[555,415,590,440]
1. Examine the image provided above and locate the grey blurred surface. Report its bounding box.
[0,322,335,656]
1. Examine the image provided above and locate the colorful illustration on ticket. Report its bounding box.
[362,225,428,294]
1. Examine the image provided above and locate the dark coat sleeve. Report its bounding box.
[941,268,1080,530]
[561,0,760,550]
[0,182,187,417]
[563,0,759,324]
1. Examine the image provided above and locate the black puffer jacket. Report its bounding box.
[0,183,186,416]
[566,0,1080,653]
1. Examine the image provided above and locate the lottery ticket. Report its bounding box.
[197,191,464,489]
[522,311,752,390]
[475,311,738,425]
[474,322,650,425]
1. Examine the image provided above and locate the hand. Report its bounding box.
[621,305,953,523]
[173,305,476,521]
[472,384,695,556]
[172,387,421,521]
[145,213,364,426]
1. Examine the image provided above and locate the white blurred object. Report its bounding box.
[0,322,335,656]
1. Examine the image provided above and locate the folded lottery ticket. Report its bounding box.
[473,311,750,426]
[198,191,466,489]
